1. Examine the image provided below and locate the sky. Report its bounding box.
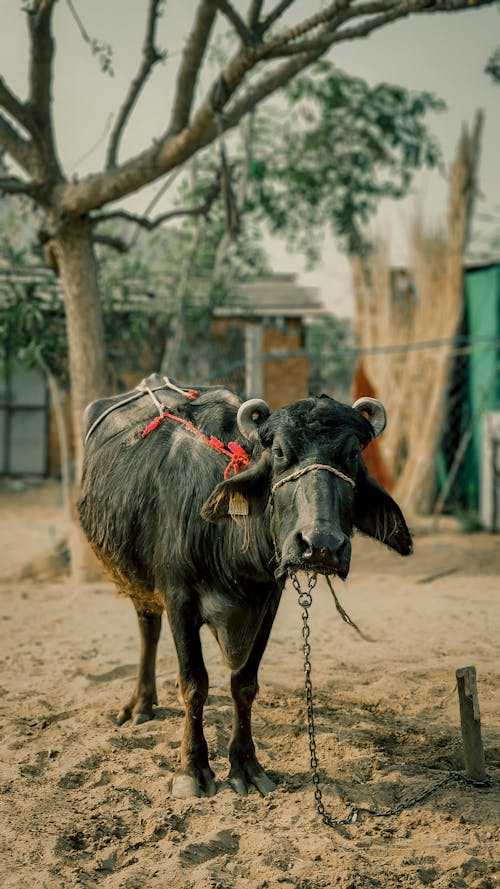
[1,1,499,316]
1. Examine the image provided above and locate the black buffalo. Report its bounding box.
[78,373,411,798]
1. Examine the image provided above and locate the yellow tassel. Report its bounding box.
[228,492,249,516]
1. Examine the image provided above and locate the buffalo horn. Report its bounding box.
[237,398,270,442]
[352,397,387,439]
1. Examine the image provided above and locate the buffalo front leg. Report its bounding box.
[117,603,162,726]
[167,603,216,799]
[228,595,280,797]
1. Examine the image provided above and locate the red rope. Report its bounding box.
[141,410,250,478]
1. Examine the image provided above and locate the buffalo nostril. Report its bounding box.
[299,531,346,565]
[299,533,316,561]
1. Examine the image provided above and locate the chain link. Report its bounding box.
[288,569,492,828]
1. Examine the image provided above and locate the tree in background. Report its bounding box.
[307,315,354,400]
[247,62,444,261]
[108,57,444,382]
[1,58,445,396]
[0,0,494,483]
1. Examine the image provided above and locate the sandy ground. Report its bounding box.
[0,479,498,889]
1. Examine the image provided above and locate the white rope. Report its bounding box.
[271,463,355,496]
[135,385,164,415]
[84,380,189,445]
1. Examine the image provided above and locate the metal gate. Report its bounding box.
[0,365,48,475]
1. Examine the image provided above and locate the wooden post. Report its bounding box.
[456,666,487,783]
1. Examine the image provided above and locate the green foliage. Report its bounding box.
[96,242,166,380]
[0,192,66,380]
[245,61,445,258]
[172,158,271,290]
[306,315,355,398]
[0,283,67,380]
[485,46,500,83]
[66,0,114,76]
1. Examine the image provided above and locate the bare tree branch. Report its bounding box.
[225,0,493,99]
[260,0,492,57]
[328,1,428,45]
[329,0,481,45]
[169,0,217,133]
[93,233,130,253]
[66,0,114,74]
[58,0,496,218]
[106,0,166,169]
[92,178,221,231]
[258,0,353,56]
[263,0,433,56]
[212,0,255,44]
[0,77,35,136]
[247,0,265,28]
[262,0,296,32]
[27,0,61,179]
[0,113,39,177]
[222,48,325,127]
[0,174,42,199]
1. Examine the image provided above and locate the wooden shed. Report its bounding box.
[211,274,326,410]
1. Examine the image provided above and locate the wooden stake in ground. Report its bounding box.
[456,665,487,783]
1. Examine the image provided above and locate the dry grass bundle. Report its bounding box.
[352,112,483,516]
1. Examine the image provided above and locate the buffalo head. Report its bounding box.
[201,395,412,579]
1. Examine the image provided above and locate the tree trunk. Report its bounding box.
[45,366,71,526]
[52,216,107,581]
[52,216,108,480]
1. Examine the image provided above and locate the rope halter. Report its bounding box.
[270,463,355,497]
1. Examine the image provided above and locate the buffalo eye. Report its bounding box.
[272,444,288,467]
[345,447,360,472]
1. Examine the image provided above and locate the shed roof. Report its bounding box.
[214,274,326,318]
[0,266,326,318]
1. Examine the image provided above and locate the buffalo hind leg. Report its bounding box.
[168,603,216,799]
[228,597,280,796]
[117,604,162,726]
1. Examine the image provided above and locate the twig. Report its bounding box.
[169,0,217,133]
[0,77,35,136]
[213,0,255,44]
[92,177,221,231]
[93,233,130,253]
[0,115,39,178]
[106,0,166,169]
[0,173,41,198]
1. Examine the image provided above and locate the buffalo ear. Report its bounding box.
[354,464,412,555]
[201,451,272,521]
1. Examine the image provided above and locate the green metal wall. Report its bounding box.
[464,264,500,507]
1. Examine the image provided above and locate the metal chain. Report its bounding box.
[288,569,491,828]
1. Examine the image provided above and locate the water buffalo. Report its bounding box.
[78,373,412,798]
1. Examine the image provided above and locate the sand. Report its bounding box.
[0,479,498,889]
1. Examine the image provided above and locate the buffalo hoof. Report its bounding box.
[228,760,276,797]
[172,768,217,799]
[116,702,155,726]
